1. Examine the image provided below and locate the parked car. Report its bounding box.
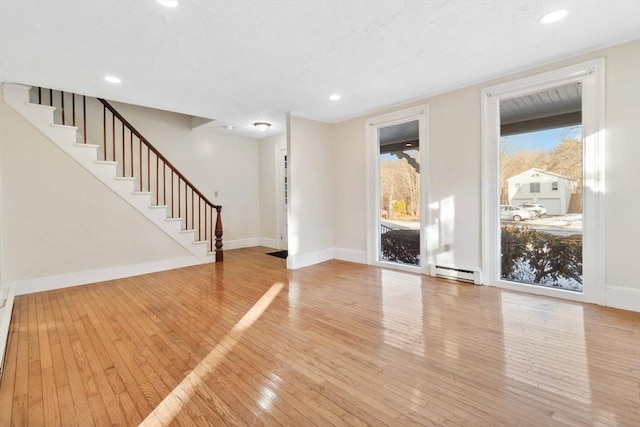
[518,203,547,217]
[500,205,532,221]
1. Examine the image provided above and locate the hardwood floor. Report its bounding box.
[0,247,638,426]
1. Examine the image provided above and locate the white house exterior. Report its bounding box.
[507,168,577,215]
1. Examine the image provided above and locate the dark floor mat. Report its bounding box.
[266,250,288,259]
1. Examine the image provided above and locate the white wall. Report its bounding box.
[107,101,261,245]
[332,120,367,253]
[427,87,482,268]
[331,40,640,297]
[0,87,190,285]
[258,133,286,247]
[332,78,482,269]
[602,40,640,295]
[287,115,334,268]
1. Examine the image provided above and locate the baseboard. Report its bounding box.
[333,247,367,264]
[287,248,334,270]
[0,285,16,377]
[11,256,202,296]
[223,238,261,250]
[605,285,640,312]
[259,238,279,249]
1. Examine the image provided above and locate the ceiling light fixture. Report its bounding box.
[253,122,271,132]
[539,9,569,24]
[226,125,234,130]
[329,94,341,101]
[104,75,121,84]
[156,0,178,7]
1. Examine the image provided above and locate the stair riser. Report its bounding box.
[44,125,77,145]
[178,230,200,246]
[129,194,153,210]
[22,103,55,124]
[67,146,99,163]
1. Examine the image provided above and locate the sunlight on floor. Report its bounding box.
[381,270,425,357]
[501,293,591,405]
[138,282,285,426]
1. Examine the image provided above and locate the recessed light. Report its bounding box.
[539,9,569,24]
[405,143,412,147]
[156,0,178,7]
[329,94,341,101]
[104,75,121,84]
[226,125,234,130]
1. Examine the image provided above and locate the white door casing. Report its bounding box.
[481,58,606,304]
[365,105,430,274]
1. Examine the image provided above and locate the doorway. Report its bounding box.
[366,105,429,273]
[499,83,583,291]
[277,145,288,250]
[378,120,421,266]
[482,59,605,303]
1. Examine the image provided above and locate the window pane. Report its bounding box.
[378,120,420,266]
[530,182,540,193]
[499,83,583,292]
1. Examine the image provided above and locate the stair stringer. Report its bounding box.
[3,83,215,263]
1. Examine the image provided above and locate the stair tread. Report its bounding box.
[50,123,79,131]
[132,192,153,195]
[95,160,118,165]
[114,177,137,181]
[149,205,167,209]
[73,143,100,149]
[25,102,56,111]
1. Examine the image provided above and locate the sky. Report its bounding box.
[380,125,582,161]
[380,149,419,162]
[500,125,582,152]
[379,125,581,160]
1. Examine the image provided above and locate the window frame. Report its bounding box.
[481,58,606,304]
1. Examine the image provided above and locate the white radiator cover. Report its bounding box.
[430,264,482,284]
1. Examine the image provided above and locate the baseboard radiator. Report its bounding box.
[429,265,481,284]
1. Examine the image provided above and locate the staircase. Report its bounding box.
[2,83,223,263]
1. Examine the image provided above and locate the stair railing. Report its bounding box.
[33,88,223,261]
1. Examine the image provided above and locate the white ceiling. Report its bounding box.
[1,1,639,139]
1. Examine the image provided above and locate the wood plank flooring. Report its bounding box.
[0,246,638,426]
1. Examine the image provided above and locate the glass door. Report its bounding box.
[498,83,584,292]
[377,120,421,266]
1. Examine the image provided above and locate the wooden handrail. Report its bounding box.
[97,98,221,209]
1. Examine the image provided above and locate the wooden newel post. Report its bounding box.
[214,206,223,262]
